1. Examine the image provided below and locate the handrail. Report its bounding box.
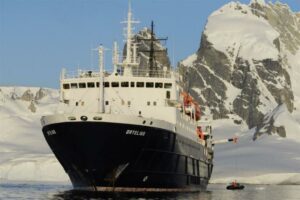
[62,68,176,79]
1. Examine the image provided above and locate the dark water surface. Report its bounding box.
[0,182,300,200]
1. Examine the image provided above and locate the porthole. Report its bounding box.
[93,116,102,120]
[68,116,76,121]
[80,116,88,121]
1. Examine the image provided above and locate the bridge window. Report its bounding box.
[87,82,95,88]
[166,91,171,99]
[121,82,129,87]
[79,83,86,88]
[130,82,135,87]
[71,83,78,89]
[63,84,70,89]
[111,82,119,87]
[104,82,110,87]
[155,82,163,88]
[146,82,154,88]
[137,82,144,88]
[164,83,172,89]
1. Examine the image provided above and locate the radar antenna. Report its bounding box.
[139,21,168,77]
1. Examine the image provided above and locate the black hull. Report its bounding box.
[42,121,213,192]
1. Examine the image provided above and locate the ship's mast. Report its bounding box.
[98,45,105,113]
[113,41,119,74]
[121,0,139,76]
[139,21,168,77]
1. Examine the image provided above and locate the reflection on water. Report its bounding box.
[50,184,300,200]
[1,182,300,200]
[52,190,213,200]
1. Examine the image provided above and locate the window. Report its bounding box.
[96,82,100,87]
[155,82,163,88]
[166,91,171,99]
[147,101,150,106]
[104,82,110,87]
[121,82,129,87]
[105,101,109,105]
[130,82,135,87]
[146,82,154,88]
[111,82,119,87]
[187,158,193,175]
[164,83,172,89]
[128,101,131,106]
[153,101,157,106]
[71,83,78,88]
[63,84,70,89]
[79,83,86,88]
[75,102,78,106]
[137,82,144,88]
[87,82,95,88]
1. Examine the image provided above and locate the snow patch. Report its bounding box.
[0,87,68,182]
[181,53,197,66]
[211,118,300,185]
[205,2,279,61]
[271,104,300,141]
[211,173,300,185]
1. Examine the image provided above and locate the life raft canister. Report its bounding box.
[196,126,205,140]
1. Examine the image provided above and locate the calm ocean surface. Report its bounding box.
[0,182,300,200]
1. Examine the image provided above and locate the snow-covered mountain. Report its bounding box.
[179,0,300,139]
[0,87,69,182]
[179,0,300,183]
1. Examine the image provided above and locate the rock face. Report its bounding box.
[179,1,299,138]
[20,89,34,101]
[28,101,37,113]
[35,88,47,101]
[0,87,50,113]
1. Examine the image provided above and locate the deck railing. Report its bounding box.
[61,68,176,79]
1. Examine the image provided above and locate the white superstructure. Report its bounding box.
[55,4,212,146]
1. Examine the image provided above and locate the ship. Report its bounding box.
[41,4,230,192]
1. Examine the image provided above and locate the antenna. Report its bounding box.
[121,0,139,76]
[93,44,109,113]
[113,41,120,74]
[92,45,108,73]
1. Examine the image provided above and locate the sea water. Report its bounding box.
[0,182,300,200]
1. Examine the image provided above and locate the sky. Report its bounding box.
[0,0,299,88]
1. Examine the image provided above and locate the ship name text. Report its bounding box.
[47,130,57,136]
[126,130,146,136]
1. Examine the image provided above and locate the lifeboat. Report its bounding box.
[181,92,201,120]
[226,181,245,190]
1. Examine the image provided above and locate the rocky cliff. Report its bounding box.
[179,0,300,139]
